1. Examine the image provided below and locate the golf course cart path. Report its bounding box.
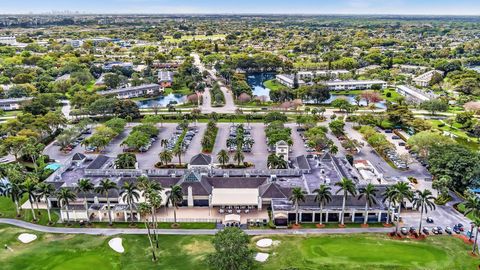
[0,218,393,236]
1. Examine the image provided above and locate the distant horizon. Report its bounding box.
[2,0,480,16]
[1,13,480,17]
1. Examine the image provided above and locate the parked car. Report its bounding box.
[385,129,393,133]
[457,223,464,231]
[392,135,401,140]
[426,217,434,223]
[422,227,430,235]
[400,227,408,235]
[409,227,417,234]
[398,142,406,146]
[445,226,452,234]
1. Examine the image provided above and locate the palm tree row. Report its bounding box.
[290,178,435,232]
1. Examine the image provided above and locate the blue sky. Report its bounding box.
[3,0,480,15]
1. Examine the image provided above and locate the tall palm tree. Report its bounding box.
[233,148,244,166]
[76,178,94,223]
[57,187,77,225]
[23,179,38,221]
[335,178,357,226]
[413,189,436,235]
[289,187,306,225]
[392,182,413,234]
[382,186,397,225]
[313,184,332,226]
[95,179,117,226]
[471,218,480,255]
[217,149,229,167]
[120,181,140,224]
[138,202,157,261]
[464,196,480,241]
[358,183,378,225]
[36,182,55,224]
[5,180,24,217]
[172,146,183,167]
[146,190,162,248]
[166,185,184,225]
[159,150,173,166]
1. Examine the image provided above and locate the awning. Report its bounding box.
[225,214,241,223]
[211,188,259,206]
[274,213,288,219]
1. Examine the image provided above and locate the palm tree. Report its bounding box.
[172,146,183,167]
[464,196,480,241]
[159,150,173,166]
[382,186,397,225]
[57,187,77,225]
[166,185,184,225]
[289,187,306,225]
[3,180,24,217]
[23,179,38,221]
[471,218,480,255]
[392,182,413,234]
[36,182,55,224]
[217,149,229,167]
[233,148,244,166]
[335,178,357,226]
[76,178,94,223]
[115,153,137,169]
[138,202,156,261]
[146,190,162,248]
[358,183,378,225]
[313,184,332,226]
[95,179,117,226]
[267,154,288,169]
[121,181,140,224]
[413,189,436,235]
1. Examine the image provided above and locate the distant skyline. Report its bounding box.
[2,0,480,15]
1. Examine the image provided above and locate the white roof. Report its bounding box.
[224,214,241,222]
[211,188,259,206]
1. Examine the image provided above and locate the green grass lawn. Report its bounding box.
[0,225,477,270]
[456,203,474,220]
[263,79,286,91]
[262,234,478,270]
[428,120,479,150]
[0,197,59,226]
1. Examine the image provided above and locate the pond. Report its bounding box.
[246,72,276,100]
[246,72,386,109]
[136,93,187,108]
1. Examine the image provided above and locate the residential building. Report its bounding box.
[103,61,133,71]
[325,80,387,91]
[297,70,349,80]
[275,74,305,88]
[396,85,434,103]
[97,84,160,99]
[413,70,444,87]
[0,97,33,111]
[158,70,174,88]
[0,36,16,45]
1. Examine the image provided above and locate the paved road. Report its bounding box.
[0,218,393,236]
[191,53,236,113]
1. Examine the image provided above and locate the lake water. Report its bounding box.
[246,72,386,109]
[136,93,187,108]
[246,72,276,100]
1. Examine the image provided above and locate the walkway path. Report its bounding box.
[0,218,392,236]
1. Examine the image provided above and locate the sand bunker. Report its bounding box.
[18,233,37,244]
[256,238,273,248]
[255,252,269,262]
[108,237,124,253]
